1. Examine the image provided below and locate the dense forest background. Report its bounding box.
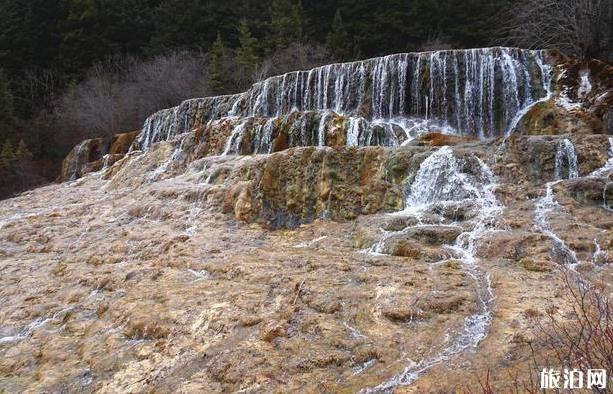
[0,0,611,198]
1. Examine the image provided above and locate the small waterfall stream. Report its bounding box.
[365,147,502,392]
[534,138,580,267]
[590,137,613,211]
[554,138,579,180]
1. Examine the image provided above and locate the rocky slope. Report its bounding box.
[1,48,612,393]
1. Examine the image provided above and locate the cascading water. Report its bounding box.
[534,138,580,267]
[223,120,249,155]
[405,146,482,207]
[134,48,554,156]
[366,147,502,392]
[65,140,92,181]
[590,137,613,210]
[554,138,579,180]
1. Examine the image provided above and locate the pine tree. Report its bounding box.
[326,9,352,61]
[207,32,228,95]
[0,68,14,126]
[15,139,33,161]
[291,0,305,43]
[236,18,260,79]
[267,0,305,50]
[0,139,15,168]
[61,0,104,77]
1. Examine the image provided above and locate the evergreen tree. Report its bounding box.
[236,18,260,79]
[207,32,228,95]
[60,0,103,77]
[0,139,15,168]
[267,0,305,50]
[0,69,14,125]
[326,9,352,61]
[292,0,306,43]
[15,139,33,161]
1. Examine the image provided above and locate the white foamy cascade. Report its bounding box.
[65,140,93,181]
[555,138,579,180]
[589,137,613,210]
[366,148,501,391]
[533,138,581,267]
[590,137,613,177]
[406,146,483,207]
[135,48,554,154]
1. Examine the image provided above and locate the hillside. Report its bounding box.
[0,48,612,392]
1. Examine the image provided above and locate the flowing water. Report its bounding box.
[534,139,580,267]
[589,137,613,211]
[134,48,554,155]
[554,138,579,180]
[365,147,502,392]
[0,306,74,345]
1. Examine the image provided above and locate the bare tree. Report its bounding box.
[498,0,613,61]
[54,51,209,150]
[420,33,454,52]
[254,42,336,82]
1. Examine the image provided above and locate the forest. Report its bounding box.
[0,0,611,198]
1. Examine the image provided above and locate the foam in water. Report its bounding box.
[365,148,501,392]
[65,140,92,181]
[590,137,613,177]
[533,138,581,267]
[0,306,74,345]
[405,146,483,207]
[135,48,554,156]
[555,138,579,180]
[587,137,613,210]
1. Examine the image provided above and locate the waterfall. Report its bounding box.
[366,148,501,392]
[505,54,553,137]
[135,48,554,155]
[554,138,579,180]
[590,137,613,177]
[534,181,579,267]
[533,139,581,267]
[347,117,363,147]
[317,112,330,146]
[406,146,482,207]
[66,140,91,181]
[589,137,613,211]
[223,120,249,155]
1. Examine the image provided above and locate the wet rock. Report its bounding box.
[379,235,424,258]
[563,177,607,206]
[381,215,419,231]
[413,132,479,147]
[59,138,105,181]
[520,258,554,272]
[124,316,171,340]
[302,291,341,314]
[404,225,463,245]
[382,305,430,322]
[260,321,288,342]
[418,295,467,314]
[110,131,139,154]
[431,202,477,222]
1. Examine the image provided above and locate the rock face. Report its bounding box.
[58,131,138,182]
[58,138,105,181]
[2,48,613,392]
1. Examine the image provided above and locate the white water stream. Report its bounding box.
[533,138,582,268]
[365,146,502,392]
